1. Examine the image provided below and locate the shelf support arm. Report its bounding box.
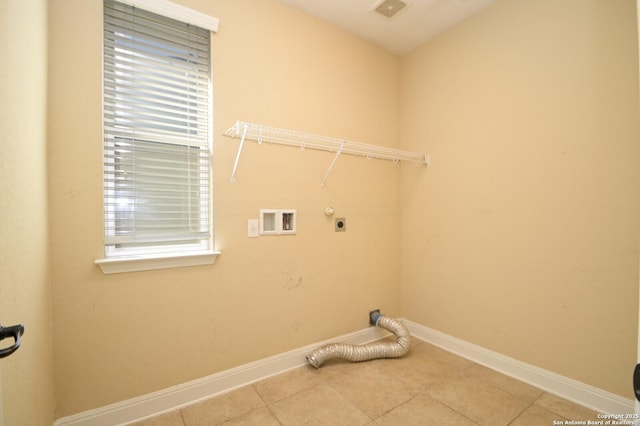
[320,142,345,188]
[230,123,249,182]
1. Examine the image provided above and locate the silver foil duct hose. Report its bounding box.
[306,314,410,368]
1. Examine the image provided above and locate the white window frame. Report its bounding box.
[96,0,220,274]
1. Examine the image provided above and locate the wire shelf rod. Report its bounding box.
[223,120,429,185]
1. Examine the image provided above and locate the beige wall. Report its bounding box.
[0,0,56,424]
[48,0,401,416]
[400,0,639,399]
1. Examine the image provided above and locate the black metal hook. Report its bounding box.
[0,324,25,359]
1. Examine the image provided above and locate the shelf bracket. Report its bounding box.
[230,122,249,182]
[320,142,345,188]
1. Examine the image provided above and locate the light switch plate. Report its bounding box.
[248,219,259,238]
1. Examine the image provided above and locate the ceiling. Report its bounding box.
[277,0,496,56]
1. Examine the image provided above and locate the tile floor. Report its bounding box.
[131,337,600,425]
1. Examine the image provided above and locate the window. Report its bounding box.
[98,0,219,273]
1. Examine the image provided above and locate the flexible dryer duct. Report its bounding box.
[306,313,410,368]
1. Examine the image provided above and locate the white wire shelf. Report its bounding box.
[223,120,429,187]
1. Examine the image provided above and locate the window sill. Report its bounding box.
[95,251,220,274]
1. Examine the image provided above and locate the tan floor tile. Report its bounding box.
[510,404,568,426]
[534,392,600,422]
[362,360,421,394]
[254,365,324,404]
[357,341,474,397]
[376,393,476,426]
[130,337,605,426]
[385,353,469,396]
[425,372,530,425]
[326,359,413,418]
[270,384,371,425]
[130,410,184,426]
[418,343,474,370]
[219,406,281,426]
[462,364,544,401]
[181,386,265,426]
[408,343,473,377]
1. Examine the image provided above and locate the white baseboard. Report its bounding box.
[403,319,634,415]
[54,319,634,425]
[53,326,389,426]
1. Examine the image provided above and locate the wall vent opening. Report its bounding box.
[373,0,409,19]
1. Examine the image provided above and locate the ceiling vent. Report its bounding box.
[373,0,409,19]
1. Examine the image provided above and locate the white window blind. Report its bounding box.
[103,0,212,258]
